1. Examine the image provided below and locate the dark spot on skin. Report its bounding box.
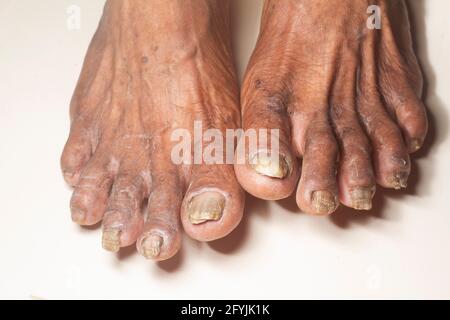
[142,56,149,64]
[255,79,263,89]
[153,46,159,52]
[265,93,288,116]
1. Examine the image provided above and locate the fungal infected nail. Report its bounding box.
[102,228,121,253]
[251,152,290,179]
[410,138,422,153]
[391,173,408,190]
[351,187,375,210]
[142,234,163,259]
[188,192,225,225]
[311,191,338,215]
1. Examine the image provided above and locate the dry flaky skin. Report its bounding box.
[235,0,428,214]
[61,0,244,261]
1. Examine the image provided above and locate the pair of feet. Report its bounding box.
[61,0,427,261]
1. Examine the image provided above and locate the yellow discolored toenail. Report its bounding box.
[391,173,408,190]
[188,192,225,225]
[71,208,85,225]
[311,191,338,215]
[351,187,375,211]
[410,138,422,153]
[141,234,163,259]
[102,228,121,253]
[251,152,290,179]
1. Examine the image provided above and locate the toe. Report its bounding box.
[102,168,148,252]
[61,122,93,187]
[295,114,340,215]
[181,164,245,242]
[379,67,428,153]
[137,168,183,261]
[332,112,376,211]
[235,76,300,200]
[357,84,411,190]
[70,156,113,225]
[358,36,411,190]
[329,65,376,210]
[360,109,410,190]
[379,3,428,153]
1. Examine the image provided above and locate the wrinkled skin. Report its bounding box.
[61,0,245,261]
[235,0,428,214]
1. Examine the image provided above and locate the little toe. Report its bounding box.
[380,74,428,153]
[61,122,93,187]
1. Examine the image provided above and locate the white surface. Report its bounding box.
[0,0,449,299]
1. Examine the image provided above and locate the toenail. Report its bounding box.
[311,191,338,215]
[410,138,422,153]
[188,192,225,225]
[102,228,121,253]
[351,187,375,211]
[250,152,291,179]
[141,234,163,259]
[71,208,85,224]
[64,171,78,186]
[64,171,74,180]
[390,173,408,190]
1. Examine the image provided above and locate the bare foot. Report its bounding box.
[61,0,244,261]
[235,0,428,214]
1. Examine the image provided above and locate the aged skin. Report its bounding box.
[61,0,245,261]
[235,0,428,214]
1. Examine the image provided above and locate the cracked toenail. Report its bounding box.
[251,152,290,179]
[391,173,408,190]
[410,139,422,153]
[311,191,337,215]
[188,192,225,225]
[102,228,121,253]
[142,234,163,259]
[351,187,375,211]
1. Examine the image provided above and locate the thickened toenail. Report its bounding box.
[351,187,375,211]
[102,228,121,253]
[188,192,225,225]
[391,173,408,190]
[142,234,163,259]
[251,152,290,179]
[311,191,338,215]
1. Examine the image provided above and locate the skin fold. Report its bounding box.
[61,0,245,261]
[235,0,428,214]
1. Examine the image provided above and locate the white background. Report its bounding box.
[0,0,449,299]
